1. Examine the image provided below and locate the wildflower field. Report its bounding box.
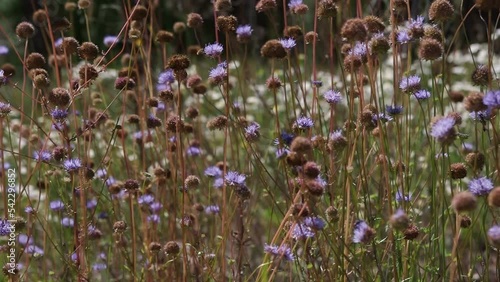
[1,0,500,281]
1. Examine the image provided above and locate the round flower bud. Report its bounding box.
[418,38,443,61]
[25,52,46,70]
[184,175,200,189]
[16,22,35,39]
[471,65,490,86]
[187,13,203,29]
[164,241,180,255]
[78,42,99,61]
[156,30,174,43]
[255,0,277,13]
[429,0,454,23]
[463,92,487,112]
[449,163,467,179]
[173,22,186,33]
[260,39,286,59]
[341,18,367,42]
[32,9,47,24]
[48,87,71,107]
[465,152,485,172]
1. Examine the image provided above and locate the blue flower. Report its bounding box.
[50,200,65,211]
[399,75,421,93]
[294,116,314,129]
[96,168,107,178]
[86,198,97,209]
[63,158,82,172]
[61,217,75,227]
[397,30,411,44]
[352,220,375,243]
[138,194,155,205]
[150,202,163,213]
[468,176,494,196]
[204,166,222,178]
[147,214,160,223]
[51,109,69,121]
[204,205,220,214]
[349,42,367,57]
[470,108,492,122]
[103,35,118,47]
[236,25,253,38]
[186,146,202,157]
[25,245,44,256]
[213,177,224,188]
[0,219,14,236]
[304,216,326,230]
[483,89,500,109]
[204,42,223,58]
[92,263,107,271]
[245,122,260,141]
[157,69,174,91]
[488,225,500,246]
[386,105,404,116]
[0,45,9,55]
[396,191,411,202]
[18,234,33,245]
[264,244,294,261]
[34,150,52,162]
[275,148,290,159]
[430,117,455,142]
[291,222,315,240]
[0,102,11,116]
[323,89,342,104]
[209,61,227,84]
[288,0,303,9]
[409,15,425,30]
[414,89,431,100]
[279,38,296,50]
[225,171,246,186]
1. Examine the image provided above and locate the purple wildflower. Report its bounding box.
[291,223,315,240]
[103,35,118,47]
[488,225,500,246]
[186,146,202,156]
[409,15,425,30]
[304,217,326,230]
[157,69,174,91]
[330,129,344,141]
[414,89,431,100]
[51,109,69,121]
[147,214,160,224]
[225,171,246,186]
[0,219,14,236]
[312,80,323,87]
[323,89,342,104]
[0,102,11,116]
[294,116,314,129]
[209,61,228,84]
[204,205,220,214]
[18,234,33,246]
[352,220,374,243]
[483,89,500,109]
[213,177,224,188]
[25,245,44,256]
[150,202,163,213]
[204,42,223,58]
[275,148,290,159]
[204,166,222,178]
[50,200,65,211]
[236,25,253,37]
[399,75,421,93]
[0,45,8,55]
[430,117,455,141]
[386,105,404,116]
[96,169,107,178]
[288,0,303,9]
[245,122,260,141]
[264,244,295,261]
[138,194,155,205]
[25,206,35,214]
[54,38,63,48]
[86,198,98,209]
[34,150,52,162]
[350,42,367,57]
[468,176,494,196]
[373,112,393,123]
[63,158,82,172]
[61,217,75,227]
[0,70,8,86]
[92,263,107,271]
[397,30,411,44]
[279,38,296,50]
[470,108,492,122]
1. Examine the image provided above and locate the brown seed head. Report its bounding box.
[78,42,99,61]
[364,16,385,33]
[448,90,464,103]
[79,65,99,83]
[207,115,228,130]
[124,179,140,190]
[389,210,410,231]
[25,53,46,70]
[304,31,318,44]
[451,191,477,213]
[78,0,92,9]
[16,22,35,39]
[418,38,443,61]
[463,92,487,112]
[290,136,312,154]
[131,5,148,21]
[429,0,454,23]
[166,115,184,132]
[260,39,286,59]
[193,84,207,95]
[49,87,71,107]
[184,175,200,189]
[403,224,420,240]
[52,18,72,32]
[369,34,390,55]
[285,25,303,39]
[341,18,367,42]
[1,63,16,77]
[60,37,80,55]
[156,30,174,43]
[33,9,47,24]
[488,187,500,207]
[465,152,485,172]
[475,0,500,11]
[187,13,204,29]
[186,107,199,119]
[266,76,282,90]
[460,215,472,228]
[303,161,320,179]
[65,2,78,11]
[291,3,309,15]
[166,54,190,71]
[317,0,338,19]
[306,180,324,196]
[449,163,467,179]
[173,22,186,33]
[471,65,490,86]
[186,74,202,88]
[256,0,277,13]
[423,25,443,42]
[113,220,127,233]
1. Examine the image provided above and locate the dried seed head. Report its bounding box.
[156,30,174,43]
[186,74,202,88]
[260,39,287,59]
[418,38,443,61]
[16,22,35,39]
[1,63,16,77]
[78,0,92,9]
[115,77,135,90]
[60,37,80,55]
[306,180,324,196]
[65,2,78,11]
[49,87,71,107]
[79,65,99,83]
[290,136,312,154]
[303,161,320,179]
[25,53,46,70]
[255,0,277,13]
[403,224,420,240]
[369,34,390,55]
[113,220,127,233]
[389,209,410,231]
[488,187,500,207]
[286,151,307,166]
[215,0,232,12]
[192,84,207,95]
[291,3,309,15]
[326,206,339,222]
[149,242,162,253]
[187,13,203,29]
[78,42,99,61]
[131,5,148,21]
[291,203,310,217]
[52,17,72,32]
[124,179,140,190]
[186,107,199,119]
[363,16,385,34]
[187,45,202,55]
[207,115,228,130]
[448,90,464,103]
[451,191,477,213]
[285,25,303,39]
[33,73,50,89]
[317,0,338,19]
[460,215,472,228]
[423,25,443,42]
[471,65,490,86]
[166,115,184,132]
[449,163,467,179]
[475,0,500,11]
[146,115,162,129]
[52,146,66,161]
[173,22,186,33]
[463,92,487,112]
[266,76,282,90]
[341,18,367,42]
[32,9,47,24]
[166,54,190,71]
[429,0,454,23]
[127,114,140,124]
[304,31,318,44]
[343,54,363,72]
[465,152,485,172]
[184,175,200,189]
